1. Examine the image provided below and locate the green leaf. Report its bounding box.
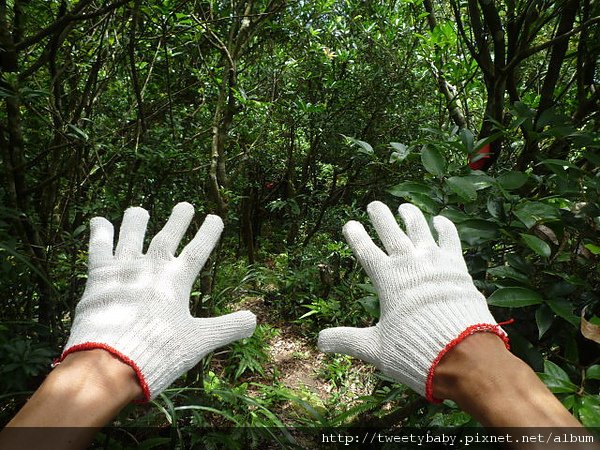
[562,394,576,410]
[486,265,529,284]
[298,309,319,319]
[586,365,600,381]
[578,396,600,427]
[343,135,373,155]
[535,304,554,339]
[358,295,380,319]
[543,360,571,383]
[538,360,578,393]
[487,287,543,307]
[539,158,580,171]
[387,181,432,197]
[520,233,551,257]
[487,197,504,220]
[421,145,446,177]
[455,219,499,246]
[513,201,561,228]
[357,283,377,294]
[497,171,528,190]
[389,142,409,163]
[506,253,532,274]
[459,128,474,153]
[584,243,600,255]
[67,124,89,141]
[446,176,477,201]
[509,330,543,371]
[438,207,468,224]
[545,298,580,328]
[400,193,440,214]
[463,173,495,190]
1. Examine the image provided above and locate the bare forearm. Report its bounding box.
[433,333,581,427]
[1,350,141,450]
[432,333,592,450]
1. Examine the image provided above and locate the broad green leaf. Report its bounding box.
[509,330,544,371]
[535,304,554,339]
[578,396,600,427]
[538,360,578,393]
[358,295,380,319]
[487,287,543,307]
[459,128,474,153]
[584,243,600,255]
[455,219,499,246]
[343,135,373,155]
[355,139,373,154]
[586,365,600,381]
[387,181,432,197]
[544,360,571,382]
[421,145,446,177]
[487,197,504,220]
[562,394,576,410]
[545,298,580,328]
[513,201,561,228]
[438,207,468,224]
[506,253,532,275]
[446,176,477,201]
[520,233,551,257]
[404,193,440,214]
[357,283,377,294]
[389,142,409,162]
[497,171,528,190]
[486,265,529,284]
[463,173,494,190]
[539,159,580,171]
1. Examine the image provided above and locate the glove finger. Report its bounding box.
[433,215,463,255]
[397,203,436,248]
[89,217,114,268]
[318,326,381,366]
[179,214,224,273]
[367,201,412,255]
[342,220,387,275]
[147,202,194,257]
[115,206,150,258]
[192,310,257,354]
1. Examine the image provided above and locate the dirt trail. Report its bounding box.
[233,296,375,411]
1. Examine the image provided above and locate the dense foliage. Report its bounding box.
[1,0,599,446]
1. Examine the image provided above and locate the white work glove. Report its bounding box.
[318,201,509,402]
[57,202,256,401]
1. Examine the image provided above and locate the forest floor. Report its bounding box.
[233,295,376,424]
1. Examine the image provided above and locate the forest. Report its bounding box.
[1,0,599,447]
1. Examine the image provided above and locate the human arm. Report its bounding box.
[1,203,256,449]
[1,350,141,450]
[318,201,587,441]
[434,332,582,428]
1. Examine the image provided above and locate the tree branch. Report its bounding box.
[15,0,131,51]
[505,14,600,74]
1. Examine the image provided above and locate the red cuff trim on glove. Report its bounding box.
[425,323,511,403]
[55,342,151,403]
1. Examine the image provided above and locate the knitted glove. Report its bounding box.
[318,201,509,402]
[57,202,256,401]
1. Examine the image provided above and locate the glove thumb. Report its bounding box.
[193,310,257,354]
[318,326,381,366]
